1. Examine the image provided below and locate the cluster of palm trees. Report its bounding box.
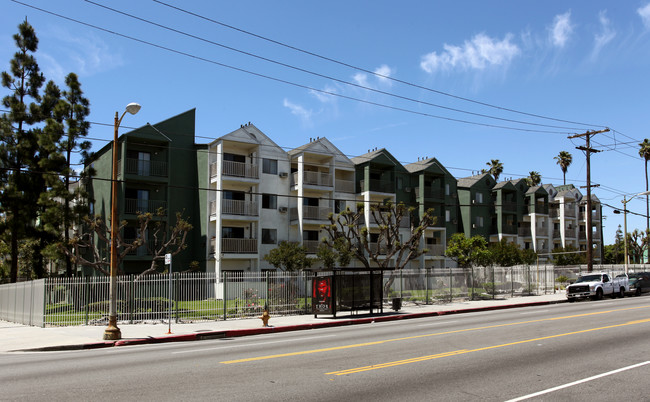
[481,152,571,187]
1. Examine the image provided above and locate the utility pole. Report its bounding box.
[568,128,609,272]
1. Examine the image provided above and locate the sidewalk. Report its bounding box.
[0,293,567,353]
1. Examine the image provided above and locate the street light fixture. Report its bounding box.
[104,102,141,341]
[613,190,650,275]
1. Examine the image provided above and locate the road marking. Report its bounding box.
[172,335,336,355]
[417,320,458,327]
[504,361,650,401]
[220,305,650,365]
[325,319,650,375]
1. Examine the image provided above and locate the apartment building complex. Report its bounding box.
[85,110,603,276]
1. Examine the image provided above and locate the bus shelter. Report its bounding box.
[309,268,393,318]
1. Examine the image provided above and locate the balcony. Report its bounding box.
[303,240,320,254]
[211,160,259,180]
[360,179,394,193]
[222,199,258,217]
[368,243,388,255]
[301,171,333,187]
[424,244,445,256]
[124,158,168,178]
[519,227,532,237]
[124,199,167,215]
[416,187,444,200]
[124,238,155,256]
[303,206,332,221]
[222,238,257,254]
[564,208,576,218]
[362,212,410,228]
[335,178,355,193]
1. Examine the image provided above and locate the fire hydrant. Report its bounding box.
[260,304,270,327]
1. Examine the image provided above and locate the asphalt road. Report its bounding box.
[3,297,650,401]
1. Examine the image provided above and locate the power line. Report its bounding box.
[152,0,606,129]
[9,0,583,134]
[84,0,589,132]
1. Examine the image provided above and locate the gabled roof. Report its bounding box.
[457,173,495,189]
[210,123,283,151]
[493,180,517,191]
[288,137,354,168]
[525,185,548,196]
[404,157,455,178]
[351,148,407,172]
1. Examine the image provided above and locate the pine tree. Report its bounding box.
[0,20,46,282]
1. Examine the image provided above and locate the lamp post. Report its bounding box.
[615,190,650,275]
[104,102,141,341]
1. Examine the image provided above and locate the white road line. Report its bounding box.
[416,320,458,327]
[505,361,650,401]
[171,334,336,355]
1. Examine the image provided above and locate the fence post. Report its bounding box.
[449,267,453,303]
[425,267,430,305]
[174,272,180,323]
[84,276,90,325]
[400,269,403,299]
[129,275,135,324]
[303,271,308,314]
[492,266,495,300]
[511,267,514,297]
[222,271,227,321]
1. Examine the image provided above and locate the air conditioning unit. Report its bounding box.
[279,172,288,178]
[278,207,288,213]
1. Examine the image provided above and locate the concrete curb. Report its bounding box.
[18,299,566,352]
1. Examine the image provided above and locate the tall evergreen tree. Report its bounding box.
[0,20,46,282]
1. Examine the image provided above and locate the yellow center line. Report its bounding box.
[220,304,650,365]
[326,318,650,376]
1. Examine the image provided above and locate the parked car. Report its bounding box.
[566,272,629,301]
[624,272,650,296]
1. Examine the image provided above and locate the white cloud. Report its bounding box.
[420,33,520,73]
[592,11,616,59]
[352,72,369,87]
[374,64,393,85]
[309,85,337,104]
[549,11,574,48]
[638,3,650,29]
[283,99,313,125]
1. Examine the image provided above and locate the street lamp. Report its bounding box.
[613,190,650,275]
[104,102,141,341]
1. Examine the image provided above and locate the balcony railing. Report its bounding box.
[221,238,257,254]
[424,244,445,256]
[211,160,259,179]
[302,171,333,187]
[335,179,355,193]
[564,208,576,218]
[222,199,258,216]
[416,187,444,200]
[359,179,394,193]
[519,227,532,237]
[124,158,168,178]
[303,240,320,254]
[124,199,167,215]
[362,212,410,228]
[302,206,332,221]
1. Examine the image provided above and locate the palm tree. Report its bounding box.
[639,139,650,243]
[554,151,572,185]
[526,171,542,186]
[484,159,503,181]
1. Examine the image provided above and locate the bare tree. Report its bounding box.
[321,201,436,295]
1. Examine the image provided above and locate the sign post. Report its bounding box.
[165,253,172,334]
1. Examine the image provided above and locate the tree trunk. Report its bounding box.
[646,159,649,264]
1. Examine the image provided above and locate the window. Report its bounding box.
[222,227,245,238]
[303,197,319,207]
[262,229,277,244]
[445,209,450,222]
[262,194,277,209]
[262,158,278,174]
[224,153,245,163]
[475,192,483,204]
[475,216,484,227]
[445,183,450,196]
[335,200,346,213]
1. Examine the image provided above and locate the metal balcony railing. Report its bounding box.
[124,158,168,178]
[211,160,259,179]
[221,238,258,254]
[124,199,167,215]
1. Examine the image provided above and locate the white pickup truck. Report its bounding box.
[566,272,629,301]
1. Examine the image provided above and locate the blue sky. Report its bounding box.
[3,0,650,244]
